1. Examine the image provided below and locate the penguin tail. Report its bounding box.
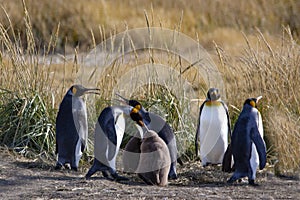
[222,143,234,172]
[195,130,200,157]
[177,157,184,166]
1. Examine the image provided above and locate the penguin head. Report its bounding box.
[130,107,144,127]
[130,100,153,127]
[128,100,142,111]
[244,96,262,108]
[68,85,100,97]
[207,88,220,101]
[115,93,150,123]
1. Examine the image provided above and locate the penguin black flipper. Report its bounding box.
[251,127,266,170]
[195,101,206,157]
[98,108,118,161]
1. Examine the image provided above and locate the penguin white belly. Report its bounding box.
[199,103,228,165]
[75,138,82,168]
[72,101,87,168]
[250,112,264,179]
[107,113,126,170]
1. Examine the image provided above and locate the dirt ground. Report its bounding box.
[0,148,299,200]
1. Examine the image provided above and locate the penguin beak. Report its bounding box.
[115,93,130,104]
[83,88,101,95]
[211,90,217,96]
[256,96,263,103]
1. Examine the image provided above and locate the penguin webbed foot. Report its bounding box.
[85,168,97,179]
[168,169,178,180]
[85,170,111,180]
[54,162,78,171]
[227,178,235,184]
[168,174,178,180]
[227,177,259,186]
[71,166,78,171]
[249,179,259,186]
[111,172,129,181]
[202,162,211,167]
[64,163,71,170]
[227,175,240,184]
[54,162,63,170]
[102,171,109,178]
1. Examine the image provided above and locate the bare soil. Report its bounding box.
[0,148,299,200]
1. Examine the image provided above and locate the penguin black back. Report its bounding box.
[227,97,266,185]
[56,90,79,154]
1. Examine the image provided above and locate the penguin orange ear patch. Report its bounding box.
[131,108,139,114]
[250,100,256,107]
[135,104,141,110]
[72,87,77,95]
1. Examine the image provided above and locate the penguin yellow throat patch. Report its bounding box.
[205,101,222,106]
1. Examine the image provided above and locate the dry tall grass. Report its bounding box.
[0,0,299,177]
[1,0,299,52]
[0,1,70,159]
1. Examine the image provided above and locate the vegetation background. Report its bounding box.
[0,0,299,178]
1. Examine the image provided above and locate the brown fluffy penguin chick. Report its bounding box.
[122,132,142,173]
[137,130,171,186]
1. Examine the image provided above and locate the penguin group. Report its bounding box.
[55,85,266,186]
[195,89,266,186]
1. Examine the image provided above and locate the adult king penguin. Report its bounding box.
[227,96,266,186]
[55,85,100,170]
[85,105,134,181]
[116,94,179,179]
[195,88,231,166]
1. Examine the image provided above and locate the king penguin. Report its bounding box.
[227,96,266,186]
[117,94,179,179]
[85,105,134,181]
[195,88,231,166]
[55,85,100,170]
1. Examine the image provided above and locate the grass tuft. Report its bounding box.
[0,1,63,160]
[0,90,56,158]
